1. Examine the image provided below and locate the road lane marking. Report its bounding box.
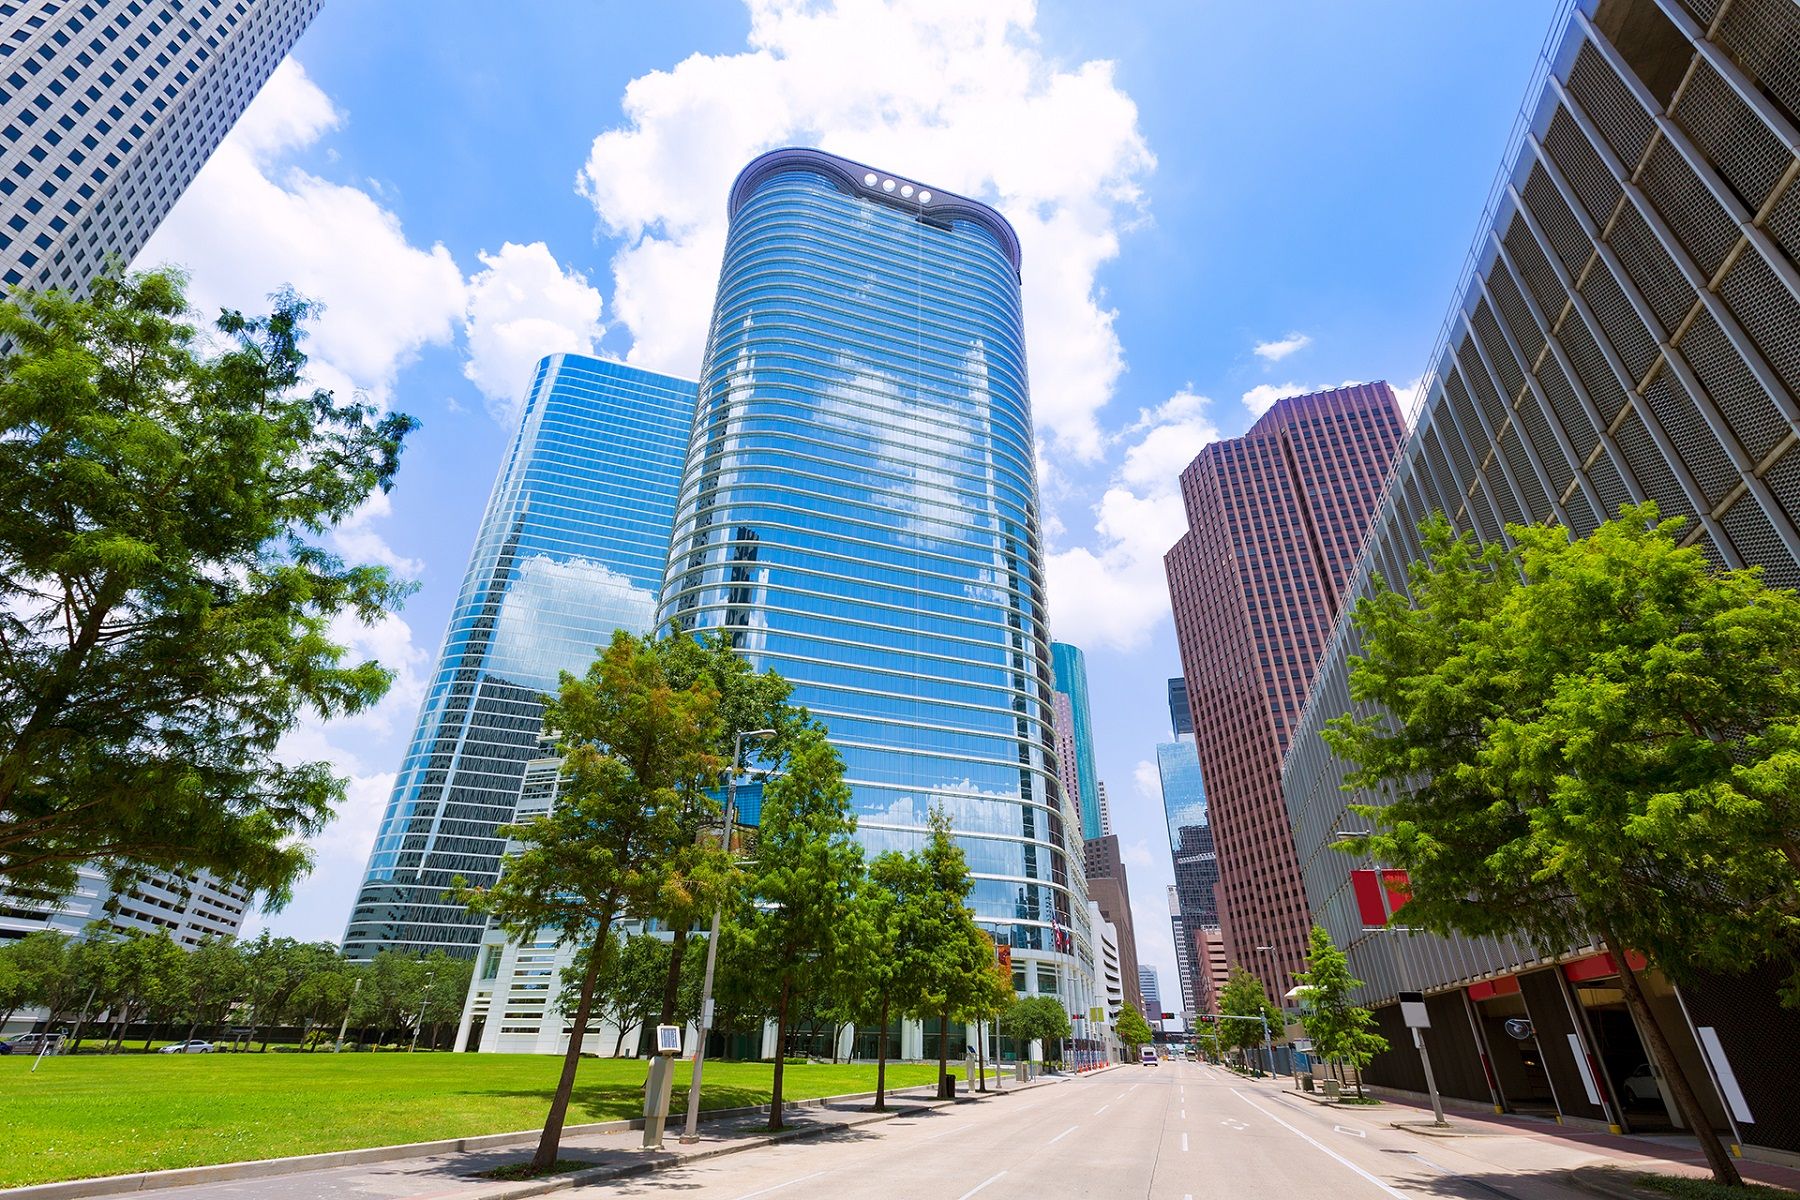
[1335,1125,1367,1138]
[1182,1133,1190,1152]
[730,1172,826,1200]
[1095,1102,1111,1114]
[1220,1118,1248,1130]
[955,1170,1007,1200]
[1232,1090,1410,1200]
[1047,1125,1079,1145]
[1181,1109,1186,1120]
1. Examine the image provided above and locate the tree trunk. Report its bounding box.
[659,927,688,1027]
[1598,929,1742,1187]
[769,978,792,1132]
[875,995,890,1112]
[613,1023,632,1058]
[533,906,617,1174]
[938,1009,950,1098]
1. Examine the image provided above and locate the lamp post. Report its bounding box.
[1254,945,1283,1078]
[410,971,437,1052]
[680,727,776,1144]
[1336,831,1446,1126]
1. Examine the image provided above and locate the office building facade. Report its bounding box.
[345,355,696,959]
[1283,0,1800,1158]
[0,0,320,295]
[659,148,1090,1014]
[1139,965,1163,1019]
[1050,641,1103,840]
[1083,831,1145,1015]
[1165,382,1406,1001]
[1154,678,1218,1016]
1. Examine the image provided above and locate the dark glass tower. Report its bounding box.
[660,149,1088,1005]
[343,356,696,959]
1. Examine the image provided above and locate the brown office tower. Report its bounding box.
[1164,382,1405,1000]
[1083,832,1144,1015]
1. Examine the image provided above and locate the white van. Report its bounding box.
[1140,1046,1158,1066]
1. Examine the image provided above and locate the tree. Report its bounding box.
[839,849,924,1109]
[11,931,79,1032]
[740,728,863,1130]
[1116,1007,1153,1055]
[110,931,187,1052]
[183,937,247,1043]
[0,270,418,907]
[961,931,1013,1090]
[0,942,24,1031]
[456,630,721,1173]
[1000,995,1071,1060]
[1325,504,1800,1184]
[1295,926,1387,1094]
[651,633,805,1030]
[1216,967,1282,1074]
[898,808,989,1095]
[288,956,358,1050]
[557,932,667,1057]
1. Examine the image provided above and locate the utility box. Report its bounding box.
[1323,1078,1342,1099]
[641,1025,682,1148]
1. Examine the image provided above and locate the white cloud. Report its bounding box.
[462,242,607,427]
[575,0,1155,462]
[1252,332,1311,363]
[1133,758,1161,801]
[1241,381,1310,418]
[136,59,467,414]
[1046,388,1218,650]
[1388,374,1425,423]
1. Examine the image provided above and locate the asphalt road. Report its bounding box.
[579,1060,1601,1200]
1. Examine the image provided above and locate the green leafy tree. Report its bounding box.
[456,629,721,1173]
[1216,967,1282,1074]
[11,930,78,1031]
[1295,926,1387,1094]
[961,929,1013,1090]
[1000,994,1071,1060]
[63,924,121,1048]
[182,937,247,1043]
[414,951,472,1050]
[741,728,863,1130]
[651,634,805,1028]
[898,808,990,1094]
[0,942,24,1030]
[1115,1006,1154,1054]
[708,922,771,1059]
[1324,504,1800,1184]
[556,932,671,1057]
[288,956,358,1050]
[240,934,308,1050]
[839,850,924,1109]
[111,931,188,1052]
[0,271,417,907]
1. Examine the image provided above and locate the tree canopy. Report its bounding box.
[1324,503,1800,1184]
[1115,1006,1153,1053]
[1215,967,1282,1071]
[1294,925,1386,1092]
[0,270,417,906]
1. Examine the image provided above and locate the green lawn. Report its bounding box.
[0,1053,946,1188]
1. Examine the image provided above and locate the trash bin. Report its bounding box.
[1322,1078,1342,1099]
[1299,1073,1315,1093]
[939,1075,958,1099]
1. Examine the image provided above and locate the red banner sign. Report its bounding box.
[1350,868,1412,926]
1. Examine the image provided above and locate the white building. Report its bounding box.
[0,0,320,296]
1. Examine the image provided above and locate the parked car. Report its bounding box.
[158,1040,215,1054]
[1621,1063,1661,1105]
[0,1032,63,1055]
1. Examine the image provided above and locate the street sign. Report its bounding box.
[1398,990,1430,1029]
[1089,1006,1104,1023]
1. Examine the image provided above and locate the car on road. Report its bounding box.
[158,1040,216,1054]
[1140,1047,1158,1065]
[1621,1063,1661,1105]
[0,1032,63,1055]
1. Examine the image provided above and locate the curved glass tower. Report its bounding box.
[661,148,1087,996]
[344,355,696,959]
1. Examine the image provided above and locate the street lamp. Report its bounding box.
[1336,830,1447,1126]
[1255,946,1281,1078]
[680,727,776,1144]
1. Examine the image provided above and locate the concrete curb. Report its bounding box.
[1565,1166,1679,1200]
[0,1081,957,1200]
[1389,1119,1513,1139]
[1281,1089,1385,1108]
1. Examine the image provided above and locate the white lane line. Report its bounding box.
[730,1171,826,1200]
[1335,1124,1367,1138]
[1181,1132,1190,1152]
[1095,1102,1111,1114]
[1047,1124,1079,1145]
[1232,1090,1409,1200]
[955,1170,1007,1200]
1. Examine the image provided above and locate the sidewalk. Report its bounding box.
[3,1074,1062,1200]
[1222,1065,1800,1194]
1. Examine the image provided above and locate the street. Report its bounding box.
[572,1061,1646,1200]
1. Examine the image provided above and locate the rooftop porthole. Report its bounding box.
[900,184,913,198]
[881,178,895,192]
[918,190,931,203]
[863,172,877,186]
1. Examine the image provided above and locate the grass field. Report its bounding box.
[0,1053,946,1188]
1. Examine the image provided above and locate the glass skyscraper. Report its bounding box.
[660,148,1086,998]
[343,356,696,959]
[1050,641,1103,841]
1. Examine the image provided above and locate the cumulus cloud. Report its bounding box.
[463,242,607,426]
[1240,381,1310,418]
[1252,332,1311,363]
[1389,374,1426,422]
[136,59,467,414]
[1046,388,1219,650]
[575,0,1154,461]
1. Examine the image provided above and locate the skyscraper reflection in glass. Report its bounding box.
[343,356,697,959]
[1050,641,1102,842]
[661,148,1085,997]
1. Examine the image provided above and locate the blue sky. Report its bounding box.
[135,0,1560,992]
